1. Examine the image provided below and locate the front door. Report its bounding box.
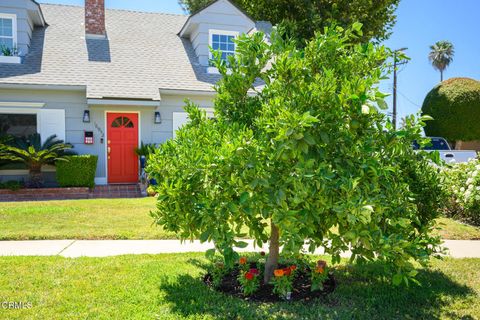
[107,112,139,183]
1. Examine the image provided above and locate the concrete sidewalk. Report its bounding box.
[0,239,479,258]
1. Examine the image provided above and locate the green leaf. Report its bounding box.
[239,192,249,204]
[392,274,403,286]
[205,248,216,260]
[235,241,249,248]
[199,230,210,242]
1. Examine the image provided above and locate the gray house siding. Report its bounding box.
[0,88,214,184]
[185,0,255,66]
[0,0,39,56]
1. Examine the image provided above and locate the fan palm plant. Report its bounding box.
[428,40,455,82]
[0,134,75,187]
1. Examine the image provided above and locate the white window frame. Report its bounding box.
[0,13,17,52]
[208,29,239,74]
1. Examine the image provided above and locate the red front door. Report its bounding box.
[107,113,139,183]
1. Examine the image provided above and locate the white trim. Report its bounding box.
[104,111,141,184]
[159,89,216,97]
[88,99,160,107]
[208,29,239,61]
[0,56,21,64]
[0,84,86,91]
[178,0,255,37]
[94,177,107,185]
[0,13,17,53]
[0,102,45,108]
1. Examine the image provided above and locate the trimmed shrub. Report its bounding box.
[56,155,98,188]
[422,77,480,141]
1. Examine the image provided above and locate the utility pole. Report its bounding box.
[393,47,408,129]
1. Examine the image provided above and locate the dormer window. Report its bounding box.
[0,13,17,53]
[208,29,238,73]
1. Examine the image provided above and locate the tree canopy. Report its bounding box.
[148,25,443,285]
[423,77,480,141]
[179,0,400,43]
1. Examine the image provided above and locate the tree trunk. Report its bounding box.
[28,165,43,188]
[440,70,443,82]
[264,222,280,284]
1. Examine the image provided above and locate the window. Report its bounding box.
[0,114,37,137]
[209,29,238,66]
[111,116,134,128]
[0,14,16,53]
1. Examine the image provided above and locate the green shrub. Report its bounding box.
[0,180,23,191]
[56,155,98,188]
[422,78,480,141]
[441,160,480,226]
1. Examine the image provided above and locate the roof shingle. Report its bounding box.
[0,4,221,100]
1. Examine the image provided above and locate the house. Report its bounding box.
[0,0,269,185]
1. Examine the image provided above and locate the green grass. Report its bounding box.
[435,217,480,240]
[1,198,480,240]
[0,254,478,319]
[0,198,174,240]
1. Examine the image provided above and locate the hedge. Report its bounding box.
[56,155,98,188]
[422,77,480,141]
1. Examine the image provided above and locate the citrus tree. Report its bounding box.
[147,24,443,285]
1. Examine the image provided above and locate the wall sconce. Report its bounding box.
[83,110,90,123]
[154,111,162,124]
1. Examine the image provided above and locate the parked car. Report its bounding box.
[413,137,477,164]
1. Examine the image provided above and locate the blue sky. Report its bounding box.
[38,0,480,120]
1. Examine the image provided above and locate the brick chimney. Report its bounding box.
[85,0,106,38]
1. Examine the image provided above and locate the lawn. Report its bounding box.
[0,253,478,319]
[1,198,480,240]
[0,198,174,240]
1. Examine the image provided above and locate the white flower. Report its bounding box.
[467,178,474,185]
[460,187,465,192]
[475,195,480,201]
[472,171,478,177]
[468,184,474,190]
[361,105,370,114]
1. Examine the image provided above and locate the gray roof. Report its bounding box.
[0,4,222,100]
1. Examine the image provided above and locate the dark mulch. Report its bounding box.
[204,263,336,303]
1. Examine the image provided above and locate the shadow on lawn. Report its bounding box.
[158,260,476,320]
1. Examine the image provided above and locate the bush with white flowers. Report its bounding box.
[442,159,480,225]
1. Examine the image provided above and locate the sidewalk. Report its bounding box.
[0,239,479,258]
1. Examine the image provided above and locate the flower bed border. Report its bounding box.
[0,187,91,202]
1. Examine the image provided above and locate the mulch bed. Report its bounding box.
[204,262,336,302]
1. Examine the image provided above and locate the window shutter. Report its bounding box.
[172,112,189,138]
[39,109,66,143]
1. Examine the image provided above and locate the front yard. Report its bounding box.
[0,253,478,319]
[1,198,480,241]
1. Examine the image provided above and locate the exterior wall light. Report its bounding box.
[83,110,90,123]
[154,111,162,124]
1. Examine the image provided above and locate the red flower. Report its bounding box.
[274,269,284,277]
[245,272,254,280]
[290,265,297,271]
[249,268,259,275]
[283,267,292,276]
[239,257,247,265]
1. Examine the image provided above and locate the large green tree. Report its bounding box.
[179,0,399,43]
[148,25,443,285]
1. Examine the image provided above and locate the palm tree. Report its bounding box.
[428,40,454,82]
[0,134,74,187]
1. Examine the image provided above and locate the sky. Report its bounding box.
[37,0,480,120]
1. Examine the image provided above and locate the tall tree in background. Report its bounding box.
[428,40,455,82]
[179,0,400,43]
